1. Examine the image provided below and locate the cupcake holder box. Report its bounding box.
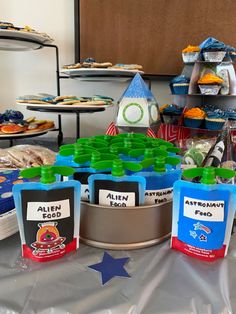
[188,62,236,95]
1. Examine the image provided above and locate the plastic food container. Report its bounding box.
[80,201,172,250]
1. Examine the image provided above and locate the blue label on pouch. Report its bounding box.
[178,187,229,250]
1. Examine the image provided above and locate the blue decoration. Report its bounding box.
[0,170,28,214]
[122,73,154,99]
[88,251,130,285]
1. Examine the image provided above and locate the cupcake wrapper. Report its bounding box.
[171,85,189,95]
[198,85,221,95]
[203,51,226,62]
[205,120,225,130]
[182,52,199,63]
[162,114,180,125]
[184,117,203,128]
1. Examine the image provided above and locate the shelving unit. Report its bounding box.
[158,53,236,142]
[0,33,62,146]
[0,31,116,146]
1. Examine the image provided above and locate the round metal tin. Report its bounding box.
[80,201,172,250]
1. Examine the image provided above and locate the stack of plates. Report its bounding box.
[0,209,18,240]
[0,170,27,240]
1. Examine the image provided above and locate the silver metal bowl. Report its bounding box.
[80,201,172,250]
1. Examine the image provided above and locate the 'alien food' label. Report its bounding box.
[145,188,173,205]
[183,197,224,222]
[99,190,135,207]
[27,199,70,221]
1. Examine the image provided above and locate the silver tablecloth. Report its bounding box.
[0,232,236,314]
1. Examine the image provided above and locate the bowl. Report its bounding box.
[80,201,172,250]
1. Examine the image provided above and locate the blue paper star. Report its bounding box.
[88,251,131,285]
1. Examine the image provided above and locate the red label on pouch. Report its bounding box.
[22,238,77,262]
[172,237,226,261]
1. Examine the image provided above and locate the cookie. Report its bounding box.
[25,121,54,133]
[63,63,81,69]
[0,22,14,28]
[54,95,77,102]
[37,121,54,130]
[112,64,143,70]
[74,100,106,106]
[1,125,25,134]
[57,100,82,106]
[91,62,113,68]
[18,99,49,104]
[25,117,36,123]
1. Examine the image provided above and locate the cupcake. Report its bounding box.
[169,75,190,95]
[160,104,183,125]
[228,110,236,120]
[184,108,206,128]
[201,37,226,62]
[205,111,226,130]
[197,73,223,95]
[182,45,200,63]
[226,44,236,61]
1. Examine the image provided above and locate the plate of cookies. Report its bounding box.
[61,58,144,77]
[16,94,114,109]
[0,110,55,137]
[0,21,53,50]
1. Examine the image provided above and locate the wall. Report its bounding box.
[0,0,172,139]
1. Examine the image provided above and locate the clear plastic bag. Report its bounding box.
[0,145,55,169]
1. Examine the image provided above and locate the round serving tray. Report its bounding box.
[80,201,172,250]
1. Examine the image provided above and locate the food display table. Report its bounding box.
[0,231,236,313]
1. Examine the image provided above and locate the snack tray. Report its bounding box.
[60,68,144,77]
[0,29,53,44]
[0,128,55,138]
[16,102,113,110]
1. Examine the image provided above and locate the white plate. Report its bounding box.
[0,29,53,51]
[60,68,144,77]
[0,128,54,138]
[16,102,113,110]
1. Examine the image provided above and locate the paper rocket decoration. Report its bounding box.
[88,251,131,285]
[116,73,160,128]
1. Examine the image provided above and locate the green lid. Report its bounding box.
[129,148,168,158]
[74,151,117,167]
[59,144,94,158]
[146,138,174,148]
[183,166,236,185]
[20,165,75,184]
[59,143,94,151]
[92,158,142,177]
[157,145,181,153]
[76,137,109,147]
[115,133,146,139]
[111,140,145,149]
[96,146,123,155]
[141,156,181,172]
[93,135,114,142]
